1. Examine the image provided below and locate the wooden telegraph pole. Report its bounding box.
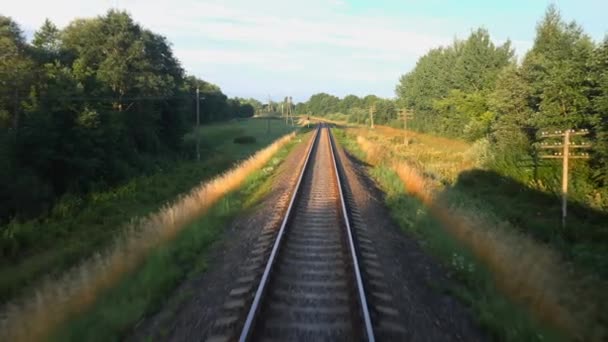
[538,128,592,228]
[196,86,200,161]
[369,104,376,129]
[285,96,294,126]
[282,96,288,125]
[266,95,273,134]
[398,108,414,145]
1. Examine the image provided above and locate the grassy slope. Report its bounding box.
[333,127,569,341]
[51,130,305,341]
[351,125,608,279]
[0,118,295,305]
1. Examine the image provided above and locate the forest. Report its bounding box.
[299,6,608,210]
[0,10,261,222]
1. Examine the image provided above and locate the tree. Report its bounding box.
[0,11,245,221]
[591,36,608,185]
[373,98,397,124]
[340,94,361,113]
[396,47,457,119]
[33,19,60,54]
[489,65,534,152]
[306,93,339,115]
[451,28,514,92]
[434,89,494,140]
[397,28,513,137]
[235,97,263,115]
[0,15,34,133]
[522,5,595,129]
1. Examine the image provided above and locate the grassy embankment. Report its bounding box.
[334,125,607,341]
[0,118,300,341]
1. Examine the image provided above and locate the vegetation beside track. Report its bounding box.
[0,118,298,341]
[334,127,607,341]
[51,129,308,341]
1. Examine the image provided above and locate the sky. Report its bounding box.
[3,0,608,102]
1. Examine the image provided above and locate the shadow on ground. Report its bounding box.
[443,169,608,278]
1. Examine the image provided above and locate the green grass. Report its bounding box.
[185,117,297,159]
[50,132,304,341]
[333,129,562,342]
[0,118,297,306]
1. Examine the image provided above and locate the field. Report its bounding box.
[334,124,608,341]
[185,117,296,160]
[0,118,297,309]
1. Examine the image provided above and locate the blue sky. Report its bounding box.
[4,0,608,102]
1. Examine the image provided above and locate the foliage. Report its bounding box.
[0,121,296,342]
[295,92,397,125]
[0,12,254,222]
[396,28,513,136]
[334,129,565,341]
[233,135,257,144]
[394,5,608,212]
[49,133,301,341]
[0,118,295,309]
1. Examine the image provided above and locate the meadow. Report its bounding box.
[334,125,607,341]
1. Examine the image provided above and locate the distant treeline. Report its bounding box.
[297,5,608,207]
[0,10,259,221]
[295,93,398,125]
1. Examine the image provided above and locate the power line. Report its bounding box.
[0,94,213,102]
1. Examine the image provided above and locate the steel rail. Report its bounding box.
[327,127,375,342]
[238,126,321,342]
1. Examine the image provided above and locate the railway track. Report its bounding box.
[232,125,372,341]
[209,125,404,341]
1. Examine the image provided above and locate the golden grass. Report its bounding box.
[350,125,475,183]
[0,132,296,342]
[355,134,597,340]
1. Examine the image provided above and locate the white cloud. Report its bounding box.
[3,0,453,100]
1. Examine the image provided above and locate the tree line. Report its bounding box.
[397,5,608,203]
[297,6,608,206]
[0,10,255,221]
[295,93,398,125]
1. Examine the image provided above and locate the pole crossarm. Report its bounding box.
[537,127,593,228]
[540,155,590,159]
[538,144,592,149]
[539,129,590,138]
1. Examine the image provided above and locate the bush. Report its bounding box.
[233,135,257,144]
[464,137,494,168]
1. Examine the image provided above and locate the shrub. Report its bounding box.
[233,135,257,144]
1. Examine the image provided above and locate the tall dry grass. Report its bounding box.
[352,125,475,182]
[356,135,596,340]
[0,132,296,342]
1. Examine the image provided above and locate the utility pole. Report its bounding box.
[538,128,591,228]
[282,97,287,125]
[369,104,376,129]
[288,96,294,126]
[266,95,272,134]
[282,96,294,126]
[398,108,414,145]
[196,86,200,161]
